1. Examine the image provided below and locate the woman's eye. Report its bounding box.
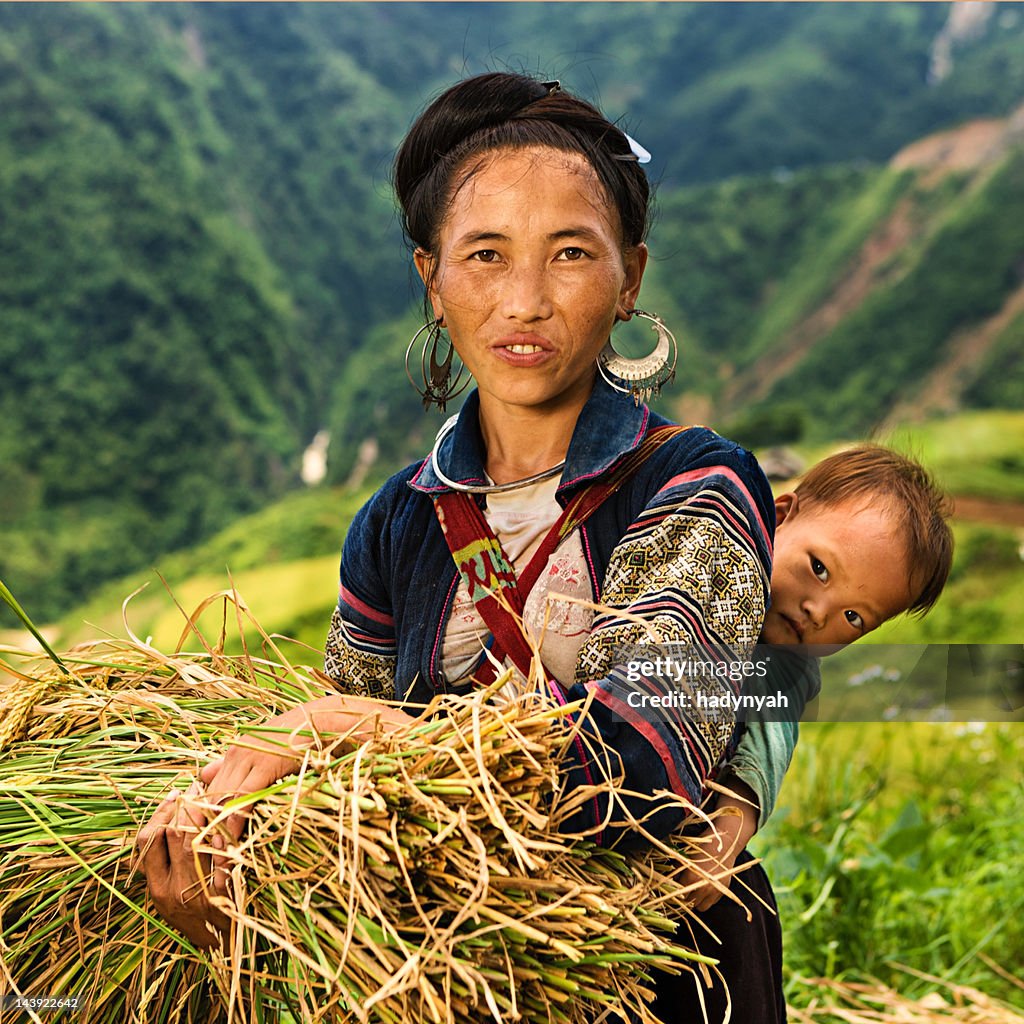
[811,557,829,583]
[845,610,864,630]
[557,247,586,261]
[470,249,499,263]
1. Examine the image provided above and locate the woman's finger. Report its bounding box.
[204,764,253,809]
[199,758,224,786]
[202,751,295,894]
[179,790,214,837]
[139,826,171,884]
[207,794,256,893]
[211,851,233,897]
[135,791,180,873]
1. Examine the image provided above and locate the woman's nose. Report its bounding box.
[500,260,552,322]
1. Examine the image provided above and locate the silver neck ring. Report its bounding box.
[429,416,565,495]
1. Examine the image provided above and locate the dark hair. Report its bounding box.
[393,72,651,257]
[794,444,954,617]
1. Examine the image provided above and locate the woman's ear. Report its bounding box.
[414,248,442,320]
[775,492,798,528]
[617,243,649,321]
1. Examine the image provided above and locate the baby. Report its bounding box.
[687,443,955,909]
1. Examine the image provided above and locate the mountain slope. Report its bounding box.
[704,108,1024,435]
[752,136,1024,437]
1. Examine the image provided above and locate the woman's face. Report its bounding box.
[415,146,647,418]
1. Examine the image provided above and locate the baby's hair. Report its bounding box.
[793,444,954,616]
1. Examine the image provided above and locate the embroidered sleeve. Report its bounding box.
[562,451,774,845]
[324,605,397,700]
[323,499,398,701]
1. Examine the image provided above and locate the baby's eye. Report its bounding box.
[845,610,864,630]
[556,247,587,261]
[811,557,829,583]
[470,249,499,263]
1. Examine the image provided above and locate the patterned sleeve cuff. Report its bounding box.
[324,605,397,700]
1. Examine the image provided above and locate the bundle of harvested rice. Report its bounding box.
[0,599,730,1024]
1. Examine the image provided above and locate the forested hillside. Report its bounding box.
[1,2,1023,620]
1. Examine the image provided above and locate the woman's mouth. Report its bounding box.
[493,336,554,365]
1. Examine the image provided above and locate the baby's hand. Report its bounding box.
[682,778,760,912]
[681,819,747,912]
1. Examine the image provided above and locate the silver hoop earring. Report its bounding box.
[597,309,678,406]
[405,318,470,413]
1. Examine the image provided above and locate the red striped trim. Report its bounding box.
[657,465,773,554]
[339,585,395,628]
[588,684,701,803]
[687,493,764,554]
[632,494,760,559]
[344,622,391,647]
[592,600,716,649]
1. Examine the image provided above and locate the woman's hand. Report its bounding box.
[139,695,419,935]
[197,731,307,894]
[200,697,418,883]
[137,784,233,949]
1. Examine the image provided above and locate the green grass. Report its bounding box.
[767,406,1024,503]
[59,555,340,658]
[744,168,911,366]
[964,307,1024,411]
[759,721,1024,1006]
[883,410,1024,503]
[869,520,1024,648]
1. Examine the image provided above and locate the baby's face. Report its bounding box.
[761,494,916,648]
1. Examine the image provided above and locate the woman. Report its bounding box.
[140,72,781,1022]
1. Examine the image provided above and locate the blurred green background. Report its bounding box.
[0,2,1021,640]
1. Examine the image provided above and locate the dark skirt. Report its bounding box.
[627,851,786,1024]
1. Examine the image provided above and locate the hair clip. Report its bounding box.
[541,80,561,95]
[624,133,651,164]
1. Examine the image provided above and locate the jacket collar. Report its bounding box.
[409,375,650,497]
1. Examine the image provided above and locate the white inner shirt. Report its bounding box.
[441,475,596,688]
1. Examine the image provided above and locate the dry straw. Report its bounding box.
[788,966,1024,1024]
[1,590,743,1024]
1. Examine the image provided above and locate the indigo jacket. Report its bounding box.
[325,377,777,844]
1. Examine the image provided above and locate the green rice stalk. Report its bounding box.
[0,579,68,677]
